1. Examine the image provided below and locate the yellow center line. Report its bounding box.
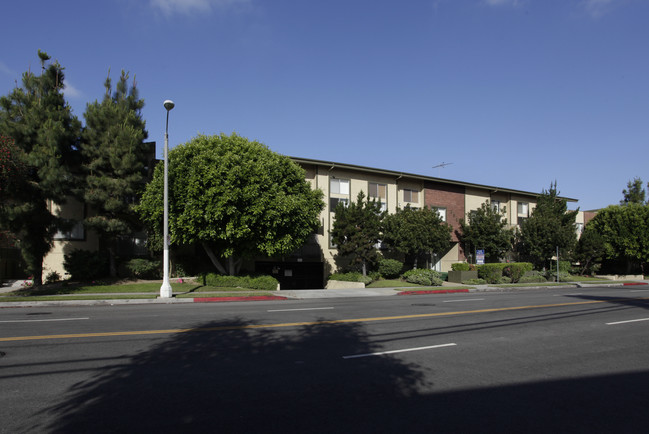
[1,297,647,342]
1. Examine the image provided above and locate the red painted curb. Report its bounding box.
[622,282,649,286]
[193,296,288,303]
[397,289,470,296]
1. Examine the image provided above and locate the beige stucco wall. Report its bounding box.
[42,199,99,281]
[464,187,490,217]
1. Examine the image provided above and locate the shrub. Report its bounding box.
[369,271,382,282]
[558,260,572,273]
[203,273,279,291]
[519,271,547,283]
[45,271,61,284]
[402,269,443,286]
[463,278,486,285]
[329,272,373,285]
[503,262,534,283]
[451,263,471,271]
[477,263,507,284]
[125,258,161,279]
[378,258,403,279]
[64,249,108,281]
[545,271,572,282]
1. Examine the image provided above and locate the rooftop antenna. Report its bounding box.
[432,162,453,177]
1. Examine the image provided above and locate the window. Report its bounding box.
[517,202,529,217]
[369,182,387,211]
[491,200,501,213]
[329,197,349,209]
[403,189,419,203]
[432,207,447,222]
[53,220,85,241]
[330,178,349,195]
[517,202,529,226]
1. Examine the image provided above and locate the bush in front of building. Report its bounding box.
[328,272,373,285]
[401,269,443,286]
[202,273,279,291]
[503,262,534,283]
[477,263,508,284]
[63,249,109,281]
[378,258,403,279]
[518,271,547,283]
[451,263,475,271]
[125,258,161,279]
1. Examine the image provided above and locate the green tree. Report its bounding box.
[589,203,649,275]
[0,135,26,197]
[620,177,646,205]
[518,182,578,270]
[137,133,324,275]
[382,205,452,269]
[0,51,81,285]
[458,201,514,263]
[574,224,607,275]
[330,191,385,276]
[80,70,149,276]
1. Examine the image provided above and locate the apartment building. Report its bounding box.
[37,154,579,289]
[290,157,578,284]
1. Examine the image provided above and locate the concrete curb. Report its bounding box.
[0,282,646,308]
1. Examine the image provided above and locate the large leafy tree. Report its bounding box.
[382,205,451,269]
[620,177,646,205]
[458,201,514,263]
[589,204,649,275]
[80,70,149,276]
[518,182,578,270]
[0,51,81,285]
[331,191,385,276]
[137,133,324,275]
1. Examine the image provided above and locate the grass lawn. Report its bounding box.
[1,280,277,300]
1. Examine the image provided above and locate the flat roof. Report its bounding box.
[290,156,578,203]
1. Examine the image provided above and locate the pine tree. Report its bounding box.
[80,70,149,276]
[620,177,646,205]
[518,182,578,270]
[330,191,385,276]
[0,51,81,285]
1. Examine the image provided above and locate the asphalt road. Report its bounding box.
[1,286,648,433]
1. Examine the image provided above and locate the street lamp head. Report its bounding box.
[164,99,175,111]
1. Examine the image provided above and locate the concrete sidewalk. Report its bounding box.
[1,279,647,308]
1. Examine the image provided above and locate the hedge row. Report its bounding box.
[476,262,533,284]
[202,273,279,291]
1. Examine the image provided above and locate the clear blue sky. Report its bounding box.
[2,0,648,211]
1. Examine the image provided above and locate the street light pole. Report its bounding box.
[160,99,175,298]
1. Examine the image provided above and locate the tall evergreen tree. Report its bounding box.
[518,182,578,270]
[330,191,385,276]
[620,177,646,205]
[80,70,149,276]
[458,201,514,263]
[0,51,81,285]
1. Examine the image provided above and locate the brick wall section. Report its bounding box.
[424,181,465,243]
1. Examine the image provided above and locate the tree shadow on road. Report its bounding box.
[34,319,428,433]
[29,312,649,433]
[567,293,649,311]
